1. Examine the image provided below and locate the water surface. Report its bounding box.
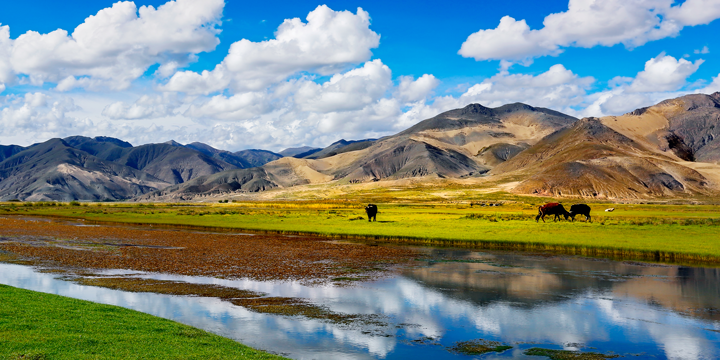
[2,246,720,359]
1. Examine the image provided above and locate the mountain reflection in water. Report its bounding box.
[2,247,720,359]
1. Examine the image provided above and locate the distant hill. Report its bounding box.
[7,93,720,201]
[141,102,581,200]
[279,146,321,157]
[0,138,169,201]
[302,139,376,160]
[233,149,283,168]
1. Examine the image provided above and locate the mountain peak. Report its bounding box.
[164,140,183,147]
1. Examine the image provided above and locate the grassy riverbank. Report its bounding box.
[0,284,285,360]
[2,201,720,263]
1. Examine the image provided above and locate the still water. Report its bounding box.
[2,247,720,359]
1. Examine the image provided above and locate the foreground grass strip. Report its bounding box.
[447,339,512,355]
[0,284,286,360]
[524,347,620,359]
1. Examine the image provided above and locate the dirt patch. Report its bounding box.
[0,217,416,283]
[73,277,261,299]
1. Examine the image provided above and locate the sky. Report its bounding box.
[0,0,719,152]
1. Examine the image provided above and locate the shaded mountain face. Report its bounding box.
[492,118,710,198]
[233,149,283,167]
[171,141,282,168]
[0,145,26,162]
[0,138,170,201]
[138,168,278,201]
[0,137,275,201]
[302,139,376,160]
[113,143,236,184]
[279,146,321,157]
[601,92,720,163]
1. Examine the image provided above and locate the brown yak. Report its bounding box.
[536,203,570,223]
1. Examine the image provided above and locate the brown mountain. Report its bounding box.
[492,118,711,198]
[139,102,578,200]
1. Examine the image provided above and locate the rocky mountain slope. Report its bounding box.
[492,118,710,198]
[6,93,720,201]
[0,137,282,201]
[140,102,579,200]
[599,92,720,162]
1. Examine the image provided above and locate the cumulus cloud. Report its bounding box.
[0,93,85,140]
[162,5,380,94]
[576,53,708,117]
[396,74,440,103]
[293,59,392,113]
[450,64,593,110]
[102,94,180,120]
[0,0,223,90]
[628,53,703,93]
[459,0,720,63]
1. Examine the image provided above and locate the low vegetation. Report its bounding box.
[2,201,720,264]
[524,347,620,359]
[447,339,512,355]
[0,284,285,360]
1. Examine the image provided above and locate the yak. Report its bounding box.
[365,204,378,222]
[536,203,569,223]
[569,204,591,222]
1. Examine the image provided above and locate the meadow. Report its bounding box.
[0,284,285,360]
[3,200,720,264]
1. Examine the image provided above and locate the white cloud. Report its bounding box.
[102,94,180,120]
[459,0,720,63]
[454,64,594,110]
[0,93,86,140]
[697,73,720,94]
[1,0,223,91]
[162,5,380,94]
[576,53,708,117]
[628,53,703,93]
[184,91,274,121]
[396,74,440,103]
[293,59,392,113]
[694,46,710,54]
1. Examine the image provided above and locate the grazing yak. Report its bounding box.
[536,203,569,223]
[365,204,378,222]
[569,204,591,222]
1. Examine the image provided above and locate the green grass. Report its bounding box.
[0,284,285,360]
[5,201,720,263]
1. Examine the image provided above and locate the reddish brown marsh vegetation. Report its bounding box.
[0,217,416,282]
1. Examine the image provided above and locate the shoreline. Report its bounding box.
[12,212,720,268]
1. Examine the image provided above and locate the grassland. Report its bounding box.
[3,200,720,264]
[0,284,285,360]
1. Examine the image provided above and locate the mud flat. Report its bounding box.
[0,217,416,283]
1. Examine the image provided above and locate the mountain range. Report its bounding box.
[3,92,720,201]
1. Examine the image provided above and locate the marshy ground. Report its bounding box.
[3,201,720,359]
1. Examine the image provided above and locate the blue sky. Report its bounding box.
[0,0,719,151]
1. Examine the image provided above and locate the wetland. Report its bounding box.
[2,215,720,359]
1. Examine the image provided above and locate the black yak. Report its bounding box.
[536,203,569,223]
[365,204,378,222]
[569,204,591,222]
